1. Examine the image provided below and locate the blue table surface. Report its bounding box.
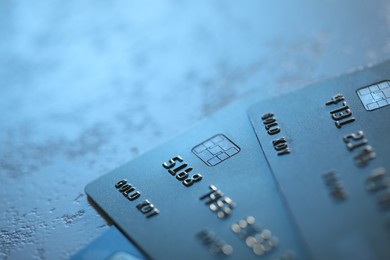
[1,1,390,259]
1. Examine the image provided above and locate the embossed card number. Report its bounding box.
[162,155,203,187]
[199,185,236,219]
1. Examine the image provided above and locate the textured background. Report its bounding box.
[1,0,390,259]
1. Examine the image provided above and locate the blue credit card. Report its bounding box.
[77,61,390,259]
[82,90,308,259]
[247,67,390,259]
[71,226,145,260]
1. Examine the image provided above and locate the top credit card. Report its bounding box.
[248,63,390,260]
[85,61,390,260]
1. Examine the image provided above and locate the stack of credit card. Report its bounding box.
[73,61,390,260]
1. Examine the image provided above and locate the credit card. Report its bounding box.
[84,91,309,259]
[72,226,145,260]
[82,61,390,259]
[247,63,390,259]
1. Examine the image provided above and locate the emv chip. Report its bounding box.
[192,134,240,166]
[357,80,390,111]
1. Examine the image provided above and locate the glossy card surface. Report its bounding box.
[72,226,145,260]
[248,62,390,260]
[85,93,309,259]
[84,61,390,260]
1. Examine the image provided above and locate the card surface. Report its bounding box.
[85,92,309,259]
[248,64,390,259]
[72,226,145,260]
[84,61,390,260]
